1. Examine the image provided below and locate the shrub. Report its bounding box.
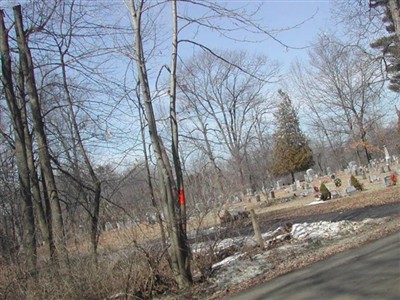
[319,183,331,201]
[350,175,363,191]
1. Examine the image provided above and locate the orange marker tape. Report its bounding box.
[178,188,185,205]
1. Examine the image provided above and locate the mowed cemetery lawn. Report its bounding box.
[88,170,400,254]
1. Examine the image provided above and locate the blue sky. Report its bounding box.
[178,0,334,71]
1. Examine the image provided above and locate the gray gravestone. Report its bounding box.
[306,169,314,182]
[327,167,332,175]
[345,186,358,195]
[369,175,378,183]
[296,180,301,189]
[276,180,282,189]
[104,222,113,231]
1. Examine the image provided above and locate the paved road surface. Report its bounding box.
[229,232,400,300]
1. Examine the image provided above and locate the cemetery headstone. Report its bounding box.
[246,188,253,196]
[369,175,378,183]
[384,145,390,166]
[326,167,332,175]
[349,161,357,167]
[348,161,358,176]
[345,186,358,195]
[306,169,314,182]
[296,179,301,189]
[331,190,339,199]
[104,222,113,231]
[125,220,133,228]
[276,180,282,189]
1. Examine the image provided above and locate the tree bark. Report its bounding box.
[59,47,102,262]
[138,97,167,245]
[129,0,192,288]
[0,9,37,274]
[13,5,69,272]
[388,0,400,39]
[17,53,54,260]
[250,209,264,249]
[169,0,192,286]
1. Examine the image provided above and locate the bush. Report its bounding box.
[319,183,331,201]
[350,175,363,191]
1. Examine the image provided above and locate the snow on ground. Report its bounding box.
[291,220,359,240]
[307,199,325,205]
[193,217,389,290]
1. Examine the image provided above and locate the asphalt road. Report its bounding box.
[229,232,400,300]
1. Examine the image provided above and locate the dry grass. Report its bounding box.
[1,169,398,299]
[67,170,399,255]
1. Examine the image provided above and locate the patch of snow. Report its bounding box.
[243,237,258,247]
[204,217,389,293]
[290,220,364,240]
[212,252,245,269]
[215,237,244,251]
[308,200,325,205]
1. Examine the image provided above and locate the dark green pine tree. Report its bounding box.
[271,90,314,183]
[370,0,400,93]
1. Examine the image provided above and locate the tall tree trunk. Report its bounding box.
[388,0,400,39]
[59,48,102,262]
[0,9,37,274]
[170,0,185,231]
[129,0,192,288]
[40,167,56,259]
[138,97,167,245]
[13,5,69,272]
[89,185,101,263]
[17,55,54,260]
[169,0,192,285]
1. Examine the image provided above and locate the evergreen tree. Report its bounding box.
[270,90,314,183]
[370,0,400,92]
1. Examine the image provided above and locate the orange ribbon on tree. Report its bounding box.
[178,188,185,206]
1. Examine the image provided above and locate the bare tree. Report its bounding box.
[13,4,70,272]
[129,0,192,288]
[0,12,37,272]
[179,50,278,192]
[292,35,387,165]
